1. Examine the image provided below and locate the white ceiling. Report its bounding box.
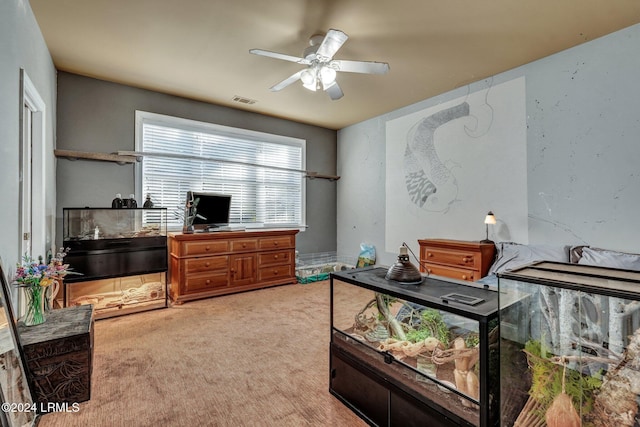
[30,0,640,130]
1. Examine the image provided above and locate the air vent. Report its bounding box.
[232,95,257,105]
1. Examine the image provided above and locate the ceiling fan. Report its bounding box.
[249,29,390,100]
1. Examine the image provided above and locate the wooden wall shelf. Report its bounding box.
[54,149,138,164]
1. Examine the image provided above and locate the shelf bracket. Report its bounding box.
[54,149,138,165]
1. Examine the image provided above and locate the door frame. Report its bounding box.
[18,69,47,312]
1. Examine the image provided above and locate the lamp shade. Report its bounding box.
[320,66,337,86]
[300,69,315,86]
[484,211,496,225]
[385,245,423,285]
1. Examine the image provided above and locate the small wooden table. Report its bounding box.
[17,305,94,406]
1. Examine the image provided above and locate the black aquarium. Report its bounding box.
[330,267,501,426]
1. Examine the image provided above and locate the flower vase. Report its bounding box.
[22,285,46,326]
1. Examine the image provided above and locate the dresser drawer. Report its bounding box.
[421,248,480,271]
[185,255,228,274]
[184,271,229,293]
[258,250,292,267]
[259,236,294,250]
[182,240,229,256]
[231,238,258,252]
[258,264,293,281]
[423,263,477,282]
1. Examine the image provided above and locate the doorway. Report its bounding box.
[18,69,46,312]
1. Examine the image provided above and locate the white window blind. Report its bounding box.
[135,111,305,229]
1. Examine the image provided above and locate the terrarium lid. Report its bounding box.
[499,261,640,299]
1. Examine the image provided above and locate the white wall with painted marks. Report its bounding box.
[337,23,640,265]
[384,77,527,253]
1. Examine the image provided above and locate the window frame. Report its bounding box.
[134,111,307,231]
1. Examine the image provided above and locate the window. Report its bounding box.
[135,111,306,230]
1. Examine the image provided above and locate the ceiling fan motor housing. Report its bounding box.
[303,44,320,61]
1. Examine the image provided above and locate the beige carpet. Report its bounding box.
[39,281,367,427]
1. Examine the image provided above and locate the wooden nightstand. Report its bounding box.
[417,239,496,282]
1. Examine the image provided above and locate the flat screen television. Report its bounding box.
[187,191,232,230]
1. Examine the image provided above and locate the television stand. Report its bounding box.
[168,229,298,304]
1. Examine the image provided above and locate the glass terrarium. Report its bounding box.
[65,272,166,319]
[62,208,168,319]
[498,261,640,426]
[330,266,500,427]
[63,207,167,241]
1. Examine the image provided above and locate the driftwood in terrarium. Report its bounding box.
[429,337,480,407]
[69,281,163,309]
[589,327,640,427]
[354,298,379,332]
[539,287,561,354]
[558,288,577,355]
[431,339,479,366]
[378,336,443,359]
[352,298,391,342]
[374,293,406,340]
[452,338,479,407]
[608,298,640,355]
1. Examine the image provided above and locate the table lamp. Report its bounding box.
[482,211,496,243]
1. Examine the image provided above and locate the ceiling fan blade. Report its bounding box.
[325,82,344,100]
[249,49,310,65]
[333,59,390,74]
[316,29,348,61]
[270,70,305,92]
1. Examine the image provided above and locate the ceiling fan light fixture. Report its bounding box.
[300,68,318,92]
[300,69,315,86]
[320,66,337,86]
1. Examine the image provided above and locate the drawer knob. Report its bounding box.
[274,255,279,259]
[462,275,467,280]
[274,242,279,246]
[205,279,210,284]
[462,256,473,263]
[273,270,278,275]
[242,243,247,248]
[205,246,211,251]
[427,269,432,273]
[205,262,210,267]
[427,252,433,257]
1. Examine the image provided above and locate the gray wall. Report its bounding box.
[337,23,640,266]
[0,0,57,278]
[56,72,337,255]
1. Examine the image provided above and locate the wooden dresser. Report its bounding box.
[417,239,496,282]
[168,229,298,303]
